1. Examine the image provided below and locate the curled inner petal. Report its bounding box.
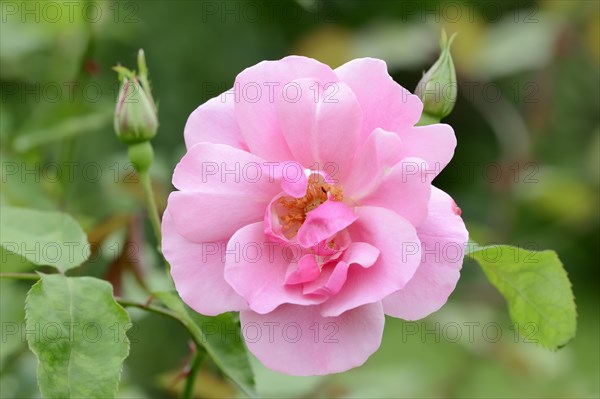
[274,173,343,239]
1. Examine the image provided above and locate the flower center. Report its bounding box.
[276,173,343,239]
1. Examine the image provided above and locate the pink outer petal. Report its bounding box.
[234,56,338,162]
[354,157,432,227]
[169,143,280,244]
[172,143,279,193]
[162,210,247,316]
[342,128,403,198]
[184,92,248,150]
[224,222,326,314]
[383,187,469,320]
[296,201,358,249]
[276,78,362,181]
[320,206,422,317]
[397,123,457,177]
[334,58,423,143]
[240,302,384,376]
[168,191,269,244]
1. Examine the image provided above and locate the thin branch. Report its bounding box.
[0,273,40,281]
[182,349,206,399]
[115,297,181,322]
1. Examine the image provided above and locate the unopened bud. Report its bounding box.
[114,76,158,143]
[113,49,158,143]
[416,31,458,124]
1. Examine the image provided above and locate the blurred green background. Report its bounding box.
[1,0,598,398]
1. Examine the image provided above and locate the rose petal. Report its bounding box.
[172,143,278,193]
[224,222,326,314]
[342,128,403,197]
[240,302,384,375]
[335,58,423,142]
[184,92,248,150]
[303,261,349,296]
[383,187,468,320]
[234,56,338,161]
[168,191,268,244]
[268,161,308,198]
[397,123,457,177]
[276,78,362,181]
[285,254,321,285]
[296,201,358,249]
[356,157,432,227]
[162,210,247,316]
[169,143,280,243]
[341,241,380,269]
[320,206,421,317]
[303,241,380,296]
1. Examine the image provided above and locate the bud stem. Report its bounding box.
[416,111,442,126]
[139,169,163,251]
[127,141,163,254]
[182,350,207,399]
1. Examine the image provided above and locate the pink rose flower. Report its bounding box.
[162,56,468,376]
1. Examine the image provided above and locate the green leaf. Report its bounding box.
[468,245,577,349]
[154,291,256,398]
[0,279,28,370]
[0,207,90,272]
[25,274,130,399]
[13,110,113,153]
[464,240,485,256]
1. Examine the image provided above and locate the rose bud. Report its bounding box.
[415,30,458,125]
[114,75,158,144]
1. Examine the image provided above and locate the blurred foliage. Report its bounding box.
[0,0,598,398]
